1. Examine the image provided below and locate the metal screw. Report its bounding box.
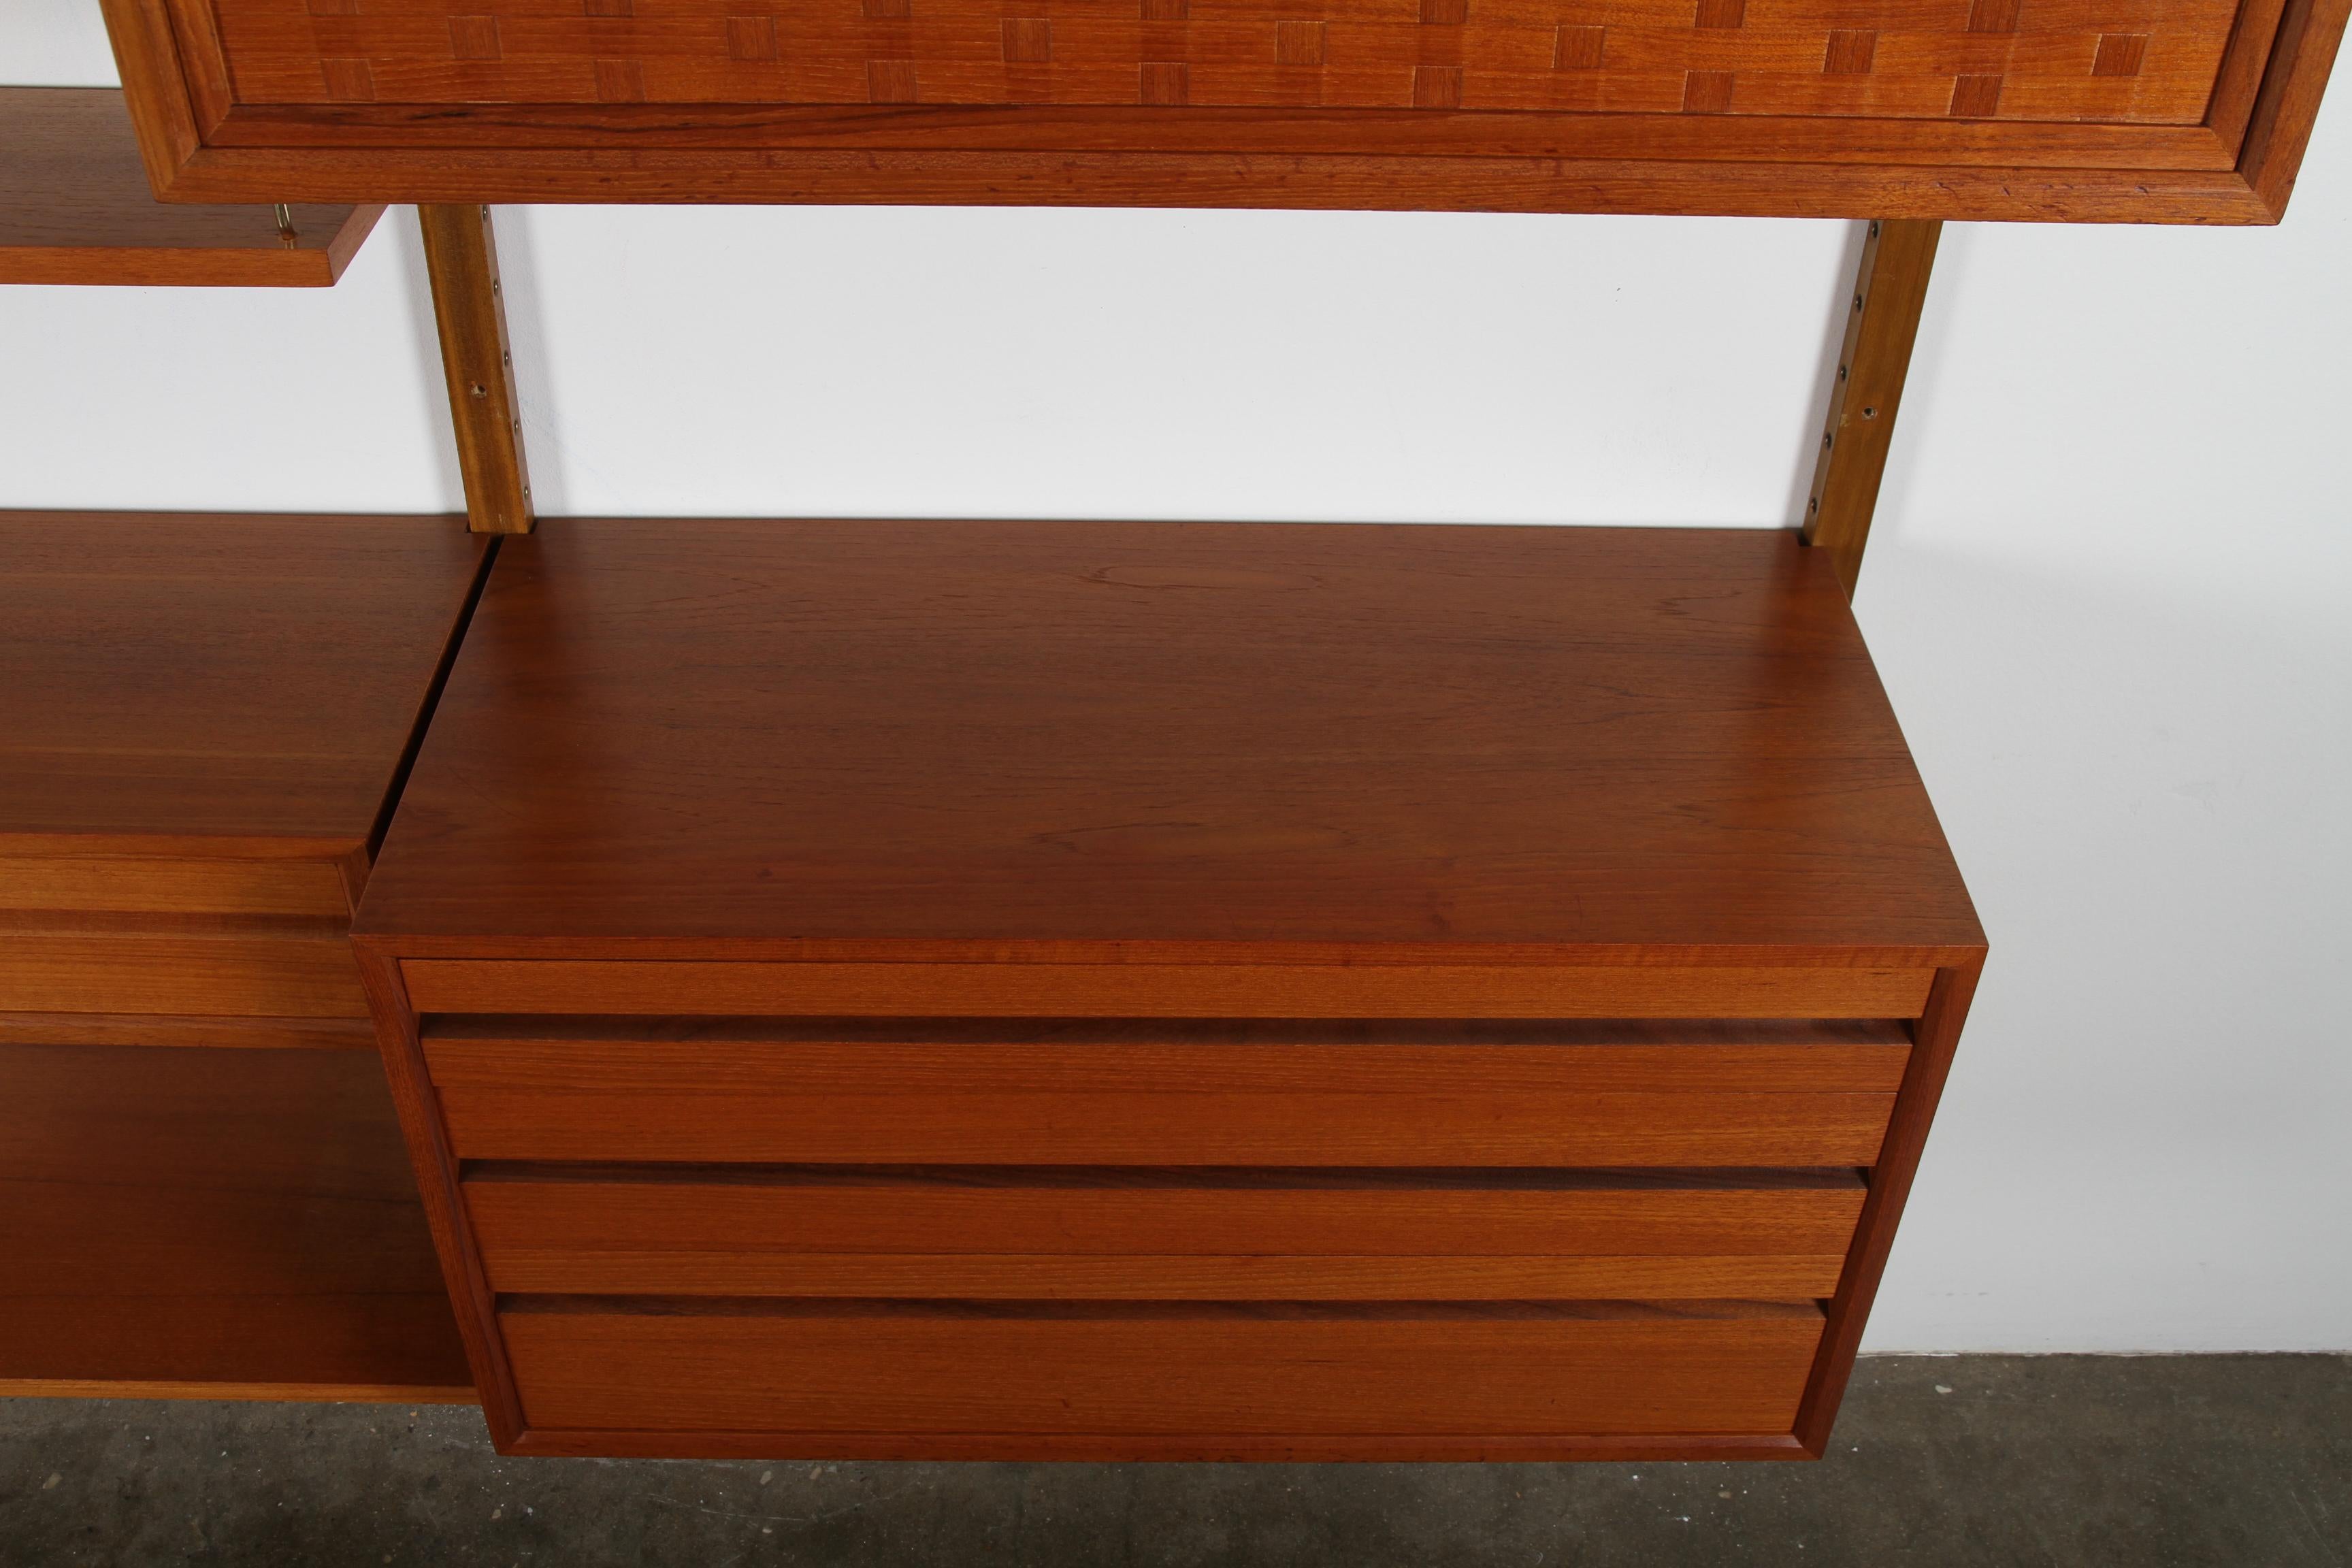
[1861,406,1878,419]
[1837,365,1848,382]
[1822,434,1834,450]
[468,383,487,399]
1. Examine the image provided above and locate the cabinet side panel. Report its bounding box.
[355,943,516,1440]
[1793,960,1981,1452]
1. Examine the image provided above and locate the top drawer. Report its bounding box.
[425,1016,1912,1167]
[401,960,1935,1019]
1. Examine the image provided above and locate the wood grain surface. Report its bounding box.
[0,1042,472,1398]
[426,1027,1908,1165]
[468,1166,1867,1298]
[1,512,489,1031]
[0,930,368,1017]
[0,512,488,849]
[0,514,488,1399]
[357,521,1980,959]
[0,88,380,287]
[93,0,2352,220]
[502,1299,1825,1439]
[483,1250,1853,1298]
[438,1083,1898,1166]
[0,854,353,919]
[423,1013,1919,1083]
[0,1013,376,1050]
[401,959,1936,1017]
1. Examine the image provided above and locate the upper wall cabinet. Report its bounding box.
[102,0,2345,220]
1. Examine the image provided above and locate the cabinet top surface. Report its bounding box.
[359,519,1980,958]
[0,513,487,851]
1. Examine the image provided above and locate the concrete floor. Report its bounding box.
[2,1356,2346,1567]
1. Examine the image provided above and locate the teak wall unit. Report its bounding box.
[5,0,2333,1462]
[0,514,483,1399]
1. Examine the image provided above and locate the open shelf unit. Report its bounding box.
[0,512,487,1401]
[0,1041,471,1399]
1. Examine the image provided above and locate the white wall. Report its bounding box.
[1857,172,2352,1352]
[7,11,2347,1352]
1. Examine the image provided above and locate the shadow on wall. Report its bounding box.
[1855,538,2352,1353]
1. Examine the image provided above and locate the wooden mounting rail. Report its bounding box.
[419,205,534,536]
[1801,218,1942,600]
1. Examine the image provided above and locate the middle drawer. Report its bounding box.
[463,1166,1869,1300]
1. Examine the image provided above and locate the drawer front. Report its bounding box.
[404,960,1933,1019]
[502,1301,1825,1440]
[467,1169,1866,1299]
[0,932,368,1017]
[427,1031,1910,1167]
[431,1017,1908,1448]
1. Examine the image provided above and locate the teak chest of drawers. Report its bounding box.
[354,517,1982,1460]
[0,512,485,1398]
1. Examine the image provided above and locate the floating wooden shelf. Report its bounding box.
[0,88,382,287]
[0,511,489,1400]
[355,517,1983,1459]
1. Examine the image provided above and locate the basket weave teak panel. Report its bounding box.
[100,0,2351,220]
[218,0,2230,119]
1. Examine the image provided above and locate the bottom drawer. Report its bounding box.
[502,1299,1823,1446]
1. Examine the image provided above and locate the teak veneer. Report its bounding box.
[0,1043,472,1399]
[94,0,2349,219]
[0,88,382,287]
[354,517,1983,1460]
[0,512,489,1400]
